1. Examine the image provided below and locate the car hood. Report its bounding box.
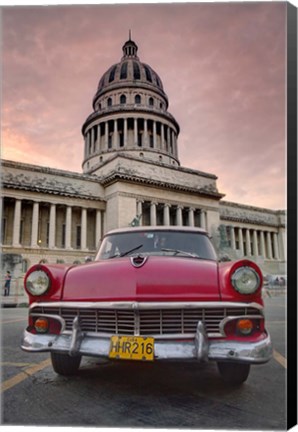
[62,256,220,302]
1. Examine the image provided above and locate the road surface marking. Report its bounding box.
[273,349,287,369]
[1,362,36,368]
[1,358,51,393]
[0,349,286,393]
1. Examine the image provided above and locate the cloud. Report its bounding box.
[2,3,287,209]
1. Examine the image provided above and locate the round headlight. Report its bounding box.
[231,266,260,294]
[26,270,50,296]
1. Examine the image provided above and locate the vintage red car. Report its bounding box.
[21,226,272,385]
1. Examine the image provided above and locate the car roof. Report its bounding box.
[104,226,208,236]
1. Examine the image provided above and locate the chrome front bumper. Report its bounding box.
[21,319,273,364]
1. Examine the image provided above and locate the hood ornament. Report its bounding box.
[130,255,148,268]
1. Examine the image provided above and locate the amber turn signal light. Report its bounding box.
[236,319,254,335]
[34,317,49,334]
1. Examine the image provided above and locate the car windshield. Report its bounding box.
[96,230,217,261]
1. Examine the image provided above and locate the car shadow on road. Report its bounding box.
[76,357,246,396]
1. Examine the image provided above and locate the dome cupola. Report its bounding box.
[122,34,139,58]
[82,36,180,174]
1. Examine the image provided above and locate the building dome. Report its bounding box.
[93,38,167,108]
[82,37,180,173]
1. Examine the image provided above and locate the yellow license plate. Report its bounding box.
[109,335,154,361]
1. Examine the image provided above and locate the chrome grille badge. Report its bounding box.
[130,255,148,268]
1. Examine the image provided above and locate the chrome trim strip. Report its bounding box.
[29,301,264,311]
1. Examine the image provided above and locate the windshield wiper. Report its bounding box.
[110,244,143,259]
[161,248,201,258]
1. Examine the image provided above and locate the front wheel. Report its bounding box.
[51,352,82,376]
[217,362,250,386]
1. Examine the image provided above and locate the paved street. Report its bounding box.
[1,294,287,429]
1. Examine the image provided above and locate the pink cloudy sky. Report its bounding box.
[2,2,287,210]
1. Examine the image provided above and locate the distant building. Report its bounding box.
[1,37,286,281]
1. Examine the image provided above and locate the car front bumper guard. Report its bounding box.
[21,319,272,364]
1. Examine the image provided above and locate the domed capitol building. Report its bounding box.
[2,37,286,285]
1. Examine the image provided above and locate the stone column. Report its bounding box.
[137,201,143,225]
[167,127,170,151]
[95,210,102,249]
[200,210,207,230]
[65,206,72,249]
[48,203,56,249]
[91,127,95,153]
[163,204,170,226]
[252,230,259,256]
[230,226,236,250]
[188,208,195,227]
[113,119,118,148]
[86,132,90,156]
[12,199,22,247]
[97,124,101,152]
[144,119,148,147]
[278,228,286,261]
[124,118,128,147]
[176,206,183,226]
[81,208,87,250]
[273,233,280,260]
[105,122,108,149]
[30,201,39,248]
[238,228,244,256]
[260,231,266,258]
[134,118,138,146]
[266,231,273,260]
[153,121,157,148]
[171,130,175,153]
[150,202,157,226]
[245,229,251,256]
[90,130,93,154]
[161,124,165,150]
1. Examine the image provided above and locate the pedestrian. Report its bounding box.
[4,271,11,296]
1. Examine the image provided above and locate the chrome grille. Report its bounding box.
[31,304,262,337]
